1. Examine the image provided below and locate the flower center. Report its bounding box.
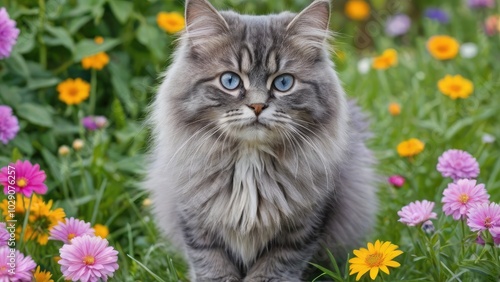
[16,177,28,188]
[365,252,384,267]
[458,194,469,204]
[83,255,95,265]
[449,84,462,93]
[68,88,79,97]
[437,44,450,53]
[67,233,76,240]
[485,217,492,228]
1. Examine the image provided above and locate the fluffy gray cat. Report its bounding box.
[145,0,377,280]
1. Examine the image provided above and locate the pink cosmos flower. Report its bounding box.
[0,160,48,197]
[0,246,36,281]
[388,175,405,188]
[442,179,489,220]
[0,105,19,144]
[398,200,438,226]
[59,235,119,282]
[467,202,500,231]
[0,8,20,59]
[437,149,480,181]
[49,217,95,244]
[0,222,9,246]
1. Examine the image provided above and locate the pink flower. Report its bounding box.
[82,116,108,131]
[398,200,438,226]
[442,179,489,220]
[0,160,48,197]
[0,223,9,246]
[59,235,119,282]
[49,217,95,244]
[388,175,405,188]
[0,246,36,281]
[0,8,20,59]
[437,149,480,181]
[467,202,500,231]
[0,105,19,144]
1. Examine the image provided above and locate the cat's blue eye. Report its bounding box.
[220,72,241,90]
[273,74,294,92]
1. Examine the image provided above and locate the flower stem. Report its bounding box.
[38,0,47,69]
[89,68,97,114]
[19,195,33,252]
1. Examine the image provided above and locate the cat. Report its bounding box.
[145,0,378,280]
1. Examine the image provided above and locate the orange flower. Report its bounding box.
[93,224,109,238]
[427,35,460,60]
[81,52,110,70]
[345,0,370,21]
[438,75,474,99]
[94,36,104,44]
[388,102,401,116]
[372,49,398,70]
[397,138,424,157]
[57,78,90,105]
[157,12,185,34]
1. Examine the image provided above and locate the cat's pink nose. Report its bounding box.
[247,103,268,116]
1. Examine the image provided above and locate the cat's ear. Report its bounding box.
[286,0,331,47]
[184,0,229,46]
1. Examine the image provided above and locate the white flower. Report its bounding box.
[460,42,478,59]
[357,58,372,74]
[482,133,495,144]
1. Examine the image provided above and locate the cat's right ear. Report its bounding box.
[184,0,229,47]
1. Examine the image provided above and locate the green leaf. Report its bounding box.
[73,38,120,62]
[44,25,75,52]
[68,15,93,33]
[40,148,63,182]
[0,85,21,106]
[108,0,133,24]
[10,132,34,155]
[4,52,30,79]
[15,104,54,127]
[27,77,60,90]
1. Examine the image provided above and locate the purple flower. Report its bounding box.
[0,223,9,246]
[388,175,405,188]
[0,246,36,281]
[442,179,489,220]
[398,200,437,226]
[421,220,435,234]
[59,235,119,282]
[467,202,500,231]
[424,8,449,24]
[0,105,19,144]
[82,115,108,131]
[385,14,411,37]
[49,217,95,244]
[0,8,20,60]
[467,0,495,8]
[437,149,480,181]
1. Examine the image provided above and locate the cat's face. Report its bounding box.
[166,0,345,146]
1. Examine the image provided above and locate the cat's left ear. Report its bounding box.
[286,0,331,46]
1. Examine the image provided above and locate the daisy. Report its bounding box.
[349,240,403,281]
[0,160,48,197]
[437,149,480,181]
[442,179,489,220]
[0,246,36,281]
[467,202,500,231]
[50,217,94,244]
[397,200,437,226]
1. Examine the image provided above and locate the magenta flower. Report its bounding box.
[437,149,480,181]
[467,202,500,231]
[59,235,119,282]
[82,115,108,131]
[0,8,20,60]
[0,223,9,246]
[0,246,36,281]
[385,14,411,37]
[50,217,95,244]
[398,200,438,226]
[0,105,19,144]
[388,175,405,188]
[467,0,495,8]
[442,179,489,220]
[0,160,48,197]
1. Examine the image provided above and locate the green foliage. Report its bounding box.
[0,0,499,281]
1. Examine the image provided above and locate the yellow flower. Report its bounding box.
[438,75,474,99]
[349,240,403,281]
[345,0,370,21]
[388,102,401,116]
[81,52,110,70]
[94,224,109,238]
[427,35,460,60]
[94,36,104,44]
[372,49,398,70]
[157,12,185,34]
[397,138,425,157]
[57,78,90,105]
[34,266,54,282]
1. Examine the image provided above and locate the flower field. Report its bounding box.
[1,0,500,281]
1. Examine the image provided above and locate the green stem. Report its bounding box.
[18,195,33,252]
[89,69,97,114]
[460,219,466,258]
